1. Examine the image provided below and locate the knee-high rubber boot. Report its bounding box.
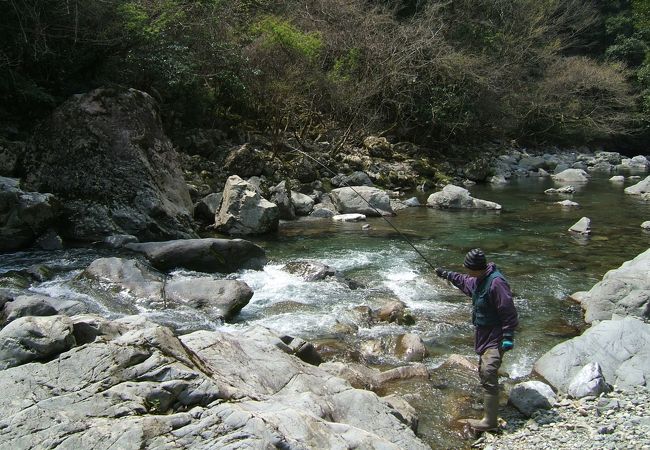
[463,392,499,431]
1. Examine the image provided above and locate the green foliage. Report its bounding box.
[329,49,361,81]
[252,16,323,61]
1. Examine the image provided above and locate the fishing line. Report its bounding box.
[287,145,436,271]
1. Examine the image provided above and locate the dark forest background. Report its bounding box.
[2,0,650,152]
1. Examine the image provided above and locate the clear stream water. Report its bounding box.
[1,174,649,448]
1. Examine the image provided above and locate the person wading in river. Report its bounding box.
[435,248,519,431]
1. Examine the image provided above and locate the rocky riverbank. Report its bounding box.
[479,386,650,450]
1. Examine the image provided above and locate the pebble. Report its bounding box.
[476,386,650,449]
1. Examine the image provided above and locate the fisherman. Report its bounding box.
[435,248,518,431]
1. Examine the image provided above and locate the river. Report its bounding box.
[1,174,649,448]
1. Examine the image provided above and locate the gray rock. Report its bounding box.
[330,186,394,216]
[269,180,295,220]
[2,295,57,324]
[0,177,62,252]
[545,185,576,195]
[587,161,615,173]
[164,277,253,321]
[552,169,590,183]
[569,217,591,235]
[620,155,650,172]
[103,234,139,248]
[21,87,196,242]
[331,171,374,187]
[222,143,268,178]
[282,261,337,281]
[534,317,650,391]
[310,206,336,218]
[81,257,164,301]
[0,315,76,369]
[624,175,650,196]
[574,248,650,323]
[396,333,428,362]
[403,197,421,207]
[427,184,502,210]
[125,238,267,273]
[557,200,580,207]
[35,229,63,250]
[509,381,557,417]
[193,192,222,223]
[290,190,315,216]
[609,175,625,183]
[642,221,650,230]
[363,136,392,158]
[595,151,622,165]
[0,140,22,177]
[216,175,279,235]
[333,213,367,222]
[567,362,611,399]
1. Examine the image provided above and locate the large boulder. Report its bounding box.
[164,278,253,321]
[125,238,267,273]
[20,87,195,242]
[571,248,650,323]
[0,317,429,449]
[624,175,650,196]
[426,184,502,210]
[534,317,650,391]
[0,177,61,251]
[216,175,279,235]
[330,186,394,216]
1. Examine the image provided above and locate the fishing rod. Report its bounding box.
[287,144,437,271]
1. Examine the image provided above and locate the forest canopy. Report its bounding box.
[1,0,649,149]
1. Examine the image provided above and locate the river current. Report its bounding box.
[2,174,649,448]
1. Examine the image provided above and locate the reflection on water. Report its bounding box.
[1,175,648,449]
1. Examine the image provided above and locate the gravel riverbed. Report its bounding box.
[474,386,650,450]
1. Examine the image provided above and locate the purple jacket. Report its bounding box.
[447,263,518,354]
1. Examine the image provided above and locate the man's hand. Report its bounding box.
[501,333,514,352]
[435,267,449,280]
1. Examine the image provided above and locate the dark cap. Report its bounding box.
[464,248,487,270]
